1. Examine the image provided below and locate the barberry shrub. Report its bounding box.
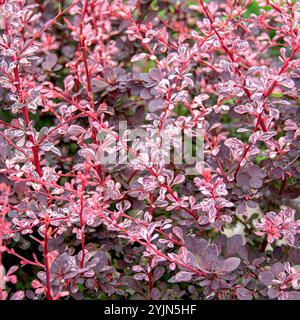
[0,0,300,301]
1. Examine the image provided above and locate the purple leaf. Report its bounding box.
[259,271,274,286]
[222,257,241,273]
[236,288,252,300]
[174,271,194,282]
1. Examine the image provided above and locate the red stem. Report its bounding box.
[148,257,153,300]
[43,214,52,300]
[13,60,53,300]
[79,173,87,268]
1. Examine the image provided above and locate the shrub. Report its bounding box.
[0,0,300,300]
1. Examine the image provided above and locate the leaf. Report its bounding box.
[258,131,277,141]
[6,265,18,276]
[194,94,209,103]
[40,142,54,151]
[222,257,241,273]
[259,271,274,286]
[42,53,57,70]
[203,244,220,263]
[153,266,165,283]
[10,291,25,300]
[224,138,245,161]
[172,174,185,186]
[149,68,161,81]
[68,125,86,136]
[172,226,184,242]
[173,271,194,282]
[226,234,243,256]
[51,147,61,157]
[22,45,39,56]
[132,265,144,272]
[234,104,249,114]
[131,53,149,62]
[249,177,262,188]
[150,288,160,300]
[236,172,250,187]
[91,79,108,92]
[237,245,248,261]
[271,262,285,276]
[281,78,294,88]
[78,148,96,161]
[267,287,279,299]
[64,75,74,92]
[148,98,164,112]
[236,288,252,300]
[171,90,188,103]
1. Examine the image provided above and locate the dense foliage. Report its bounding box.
[0,0,300,300]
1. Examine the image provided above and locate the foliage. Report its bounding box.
[0,0,300,300]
